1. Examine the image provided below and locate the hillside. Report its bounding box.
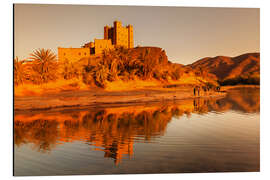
[188,53,260,85]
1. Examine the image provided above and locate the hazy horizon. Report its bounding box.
[14,4,260,65]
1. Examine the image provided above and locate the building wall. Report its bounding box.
[82,42,95,54]
[94,39,114,55]
[58,47,90,63]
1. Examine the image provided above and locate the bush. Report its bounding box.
[219,76,260,86]
[82,71,95,86]
[62,60,80,80]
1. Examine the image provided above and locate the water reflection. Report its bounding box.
[215,87,260,113]
[14,87,259,165]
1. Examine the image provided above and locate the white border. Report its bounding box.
[1,0,269,180]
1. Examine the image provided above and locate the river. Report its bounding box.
[14,87,260,176]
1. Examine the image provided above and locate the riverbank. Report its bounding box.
[221,84,260,91]
[14,84,226,111]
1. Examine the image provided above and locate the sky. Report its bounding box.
[14,4,260,65]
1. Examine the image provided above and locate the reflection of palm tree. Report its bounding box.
[29,48,58,84]
[14,119,59,153]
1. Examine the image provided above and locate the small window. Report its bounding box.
[78,52,81,56]
[84,53,86,55]
[64,53,66,56]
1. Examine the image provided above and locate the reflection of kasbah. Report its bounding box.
[14,90,259,164]
[14,99,205,164]
[58,21,134,63]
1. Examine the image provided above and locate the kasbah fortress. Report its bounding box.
[58,21,134,63]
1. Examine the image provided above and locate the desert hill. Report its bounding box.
[188,53,260,85]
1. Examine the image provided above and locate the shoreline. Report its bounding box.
[220,84,260,91]
[14,85,259,112]
[14,86,226,111]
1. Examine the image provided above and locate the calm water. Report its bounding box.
[14,87,260,176]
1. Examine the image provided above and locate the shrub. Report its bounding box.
[62,60,80,80]
[219,76,260,86]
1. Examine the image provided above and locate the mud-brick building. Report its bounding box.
[58,21,134,63]
[57,48,91,63]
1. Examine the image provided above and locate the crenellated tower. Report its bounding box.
[104,21,134,49]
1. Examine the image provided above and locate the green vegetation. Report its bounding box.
[218,73,260,86]
[15,47,258,90]
[14,47,193,88]
[80,46,193,87]
[62,60,80,80]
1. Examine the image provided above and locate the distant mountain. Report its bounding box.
[188,53,260,83]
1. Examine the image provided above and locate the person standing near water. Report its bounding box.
[197,86,200,96]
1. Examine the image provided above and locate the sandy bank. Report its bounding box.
[14,86,226,111]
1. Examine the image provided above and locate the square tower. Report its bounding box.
[127,25,134,48]
[104,21,134,49]
[113,21,133,48]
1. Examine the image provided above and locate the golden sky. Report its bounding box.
[14,4,260,64]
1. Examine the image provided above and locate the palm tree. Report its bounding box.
[93,63,109,87]
[14,57,26,86]
[29,48,58,84]
[62,60,80,80]
[108,59,119,81]
[139,48,157,79]
[129,69,139,80]
[82,65,95,86]
[102,49,113,66]
[115,47,131,74]
[128,57,143,69]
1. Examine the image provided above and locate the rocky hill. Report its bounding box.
[188,53,260,84]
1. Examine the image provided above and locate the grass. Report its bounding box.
[15,78,89,96]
